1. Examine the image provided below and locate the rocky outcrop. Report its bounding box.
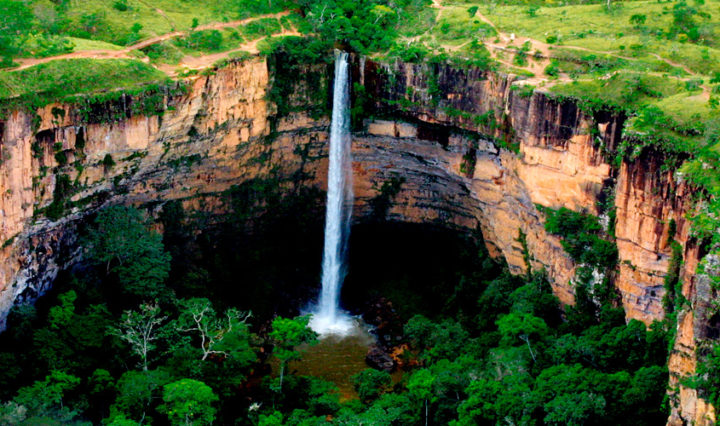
[359,59,714,423]
[0,58,276,326]
[0,58,619,323]
[614,149,697,324]
[362,60,620,306]
[610,147,711,424]
[666,253,719,426]
[365,345,395,372]
[0,55,715,422]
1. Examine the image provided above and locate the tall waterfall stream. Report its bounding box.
[310,51,355,336]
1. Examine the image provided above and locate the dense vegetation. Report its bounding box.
[0,181,672,424]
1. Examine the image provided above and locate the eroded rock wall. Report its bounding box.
[611,149,713,424]
[360,59,714,423]
[0,55,715,423]
[362,60,620,306]
[0,58,278,326]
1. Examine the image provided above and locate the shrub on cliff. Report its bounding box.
[542,206,618,269]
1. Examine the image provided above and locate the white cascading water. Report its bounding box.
[310,51,354,335]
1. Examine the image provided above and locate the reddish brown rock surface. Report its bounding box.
[0,55,715,423]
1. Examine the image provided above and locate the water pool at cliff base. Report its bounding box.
[288,318,375,400]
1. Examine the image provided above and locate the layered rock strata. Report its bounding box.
[0,55,714,423]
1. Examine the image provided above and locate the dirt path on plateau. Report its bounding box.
[11,11,292,71]
[426,1,708,92]
[160,28,301,76]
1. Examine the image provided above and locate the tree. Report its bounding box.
[629,14,646,27]
[258,410,283,426]
[0,402,28,425]
[159,379,218,426]
[84,205,171,300]
[404,315,470,363]
[408,369,436,426]
[109,303,168,371]
[456,378,503,425]
[620,366,667,424]
[14,370,81,419]
[107,414,141,425]
[48,290,77,330]
[109,369,171,424]
[175,298,252,361]
[669,0,709,42]
[352,369,391,403]
[543,392,606,425]
[496,312,549,361]
[425,356,483,423]
[0,0,33,64]
[269,315,317,393]
[303,376,341,415]
[531,363,607,421]
[33,301,112,372]
[298,0,402,53]
[336,393,418,425]
[88,369,117,418]
[6,303,37,343]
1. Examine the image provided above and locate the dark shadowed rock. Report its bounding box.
[366,345,395,372]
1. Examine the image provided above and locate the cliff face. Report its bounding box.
[362,60,618,306]
[613,150,716,424]
[0,58,275,324]
[0,55,715,423]
[361,60,714,423]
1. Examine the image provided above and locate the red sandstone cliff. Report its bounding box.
[0,55,715,423]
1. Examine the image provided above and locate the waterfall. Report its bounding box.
[310,51,354,335]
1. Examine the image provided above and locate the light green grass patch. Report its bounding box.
[61,0,171,41]
[478,0,720,75]
[654,92,713,128]
[480,1,677,44]
[0,59,169,101]
[140,0,233,31]
[67,37,125,52]
[0,73,21,99]
[396,0,437,38]
[547,71,686,110]
[432,6,496,45]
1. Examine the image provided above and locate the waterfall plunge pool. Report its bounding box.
[290,318,374,401]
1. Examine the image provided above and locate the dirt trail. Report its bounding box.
[10,2,708,96]
[427,2,709,93]
[649,53,697,76]
[136,0,177,30]
[11,11,292,71]
[160,28,301,76]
